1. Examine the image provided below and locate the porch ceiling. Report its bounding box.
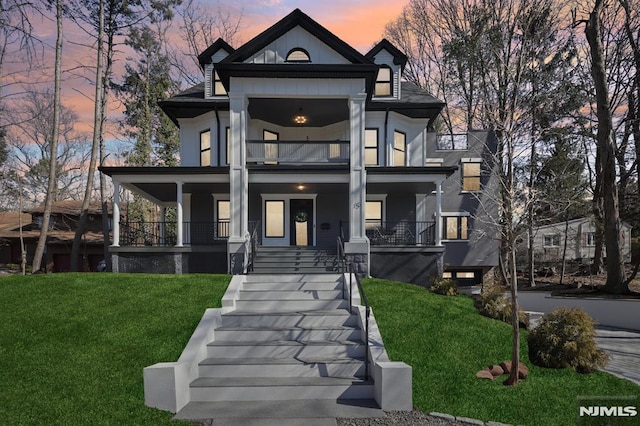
[124,182,230,203]
[367,182,436,194]
[248,98,348,127]
[250,182,347,194]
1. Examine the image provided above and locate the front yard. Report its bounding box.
[0,273,637,425]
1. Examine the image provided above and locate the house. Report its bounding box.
[99,9,499,285]
[0,201,111,272]
[528,217,633,264]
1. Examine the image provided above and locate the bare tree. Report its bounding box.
[32,0,62,273]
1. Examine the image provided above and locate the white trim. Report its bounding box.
[250,173,349,184]
[367,173,449,184]
[461,157,482,163]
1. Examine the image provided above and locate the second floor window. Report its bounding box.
[200,130,211,166]
[375,65,392,97]
[212,70,226,96]
[462,161,481,191]
[365,128,378,166]
[393,130,406,166]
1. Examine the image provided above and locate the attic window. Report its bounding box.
[212,70,226,96]
[375,65,393,97]
[286,48,311,63]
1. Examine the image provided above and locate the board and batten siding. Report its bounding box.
[246,25,350,64]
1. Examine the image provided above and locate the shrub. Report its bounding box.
[429,277,458,296]
[476,284,526,325]
[528,307,608,373]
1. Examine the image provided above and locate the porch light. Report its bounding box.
[297,184,305,190]
[293,108,308,125]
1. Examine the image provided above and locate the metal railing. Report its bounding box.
[337,229,370,380]
[366,221,436,246]
[246,140,350,164]
[436,133,468,150]
[120,221,229,246]
[246,221,260,273]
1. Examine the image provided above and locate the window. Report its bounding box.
[375,65,393,96]
[200,130,211,166]
[585,231,596,247]
[365,128,378,166]
[286,48,310,62]
[462,161,481,191]
[393,130,406,166]
[265,200,285,238]
[225,127,231,164]
[263,129,279,165]
[544,234,560,247]
[365,200,383,229]
[216,200,230,238]
[212,70,226,96]
[443,215,468,240]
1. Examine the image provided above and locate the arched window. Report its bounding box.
[375,65,393,97]
[286,48,311,62]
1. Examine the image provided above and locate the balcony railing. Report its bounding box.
[120,221,229,246]
[246,140,349,164]
[366,221,436,246]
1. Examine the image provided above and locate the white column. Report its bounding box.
[176,180,183,247]
[112,180,120,247]
[435,181,442,246]
[349,93,367,242]
[183,193,192,245]
[229,93,248,243]
[416,193,426,245]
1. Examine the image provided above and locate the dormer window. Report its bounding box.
[286,48,311,62]
[375,65,393,97]
[212,70,226,96]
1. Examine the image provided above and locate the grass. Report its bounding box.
[1,273,638,425]
[0,273,230,425]
[363,278,640,426]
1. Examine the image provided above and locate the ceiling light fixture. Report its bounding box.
[293,108,308,125]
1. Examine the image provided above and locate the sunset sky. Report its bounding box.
[8,0,409,153]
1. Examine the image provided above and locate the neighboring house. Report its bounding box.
[528,217,633,264]
[0,201,112,272]
[99,9,499,285]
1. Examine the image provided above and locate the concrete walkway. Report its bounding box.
[595,326,640,386]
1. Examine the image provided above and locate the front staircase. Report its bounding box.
[144,273,412,420]
[251,247,339,274]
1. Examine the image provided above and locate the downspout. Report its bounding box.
[214,105,221,165]
[384,107,389,166]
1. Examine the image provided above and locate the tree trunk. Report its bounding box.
[560,216,569,285]
[32,0,62,273]
[585,0,628,294]
[71,0,104,272]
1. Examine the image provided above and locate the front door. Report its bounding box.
[290,199,314,246]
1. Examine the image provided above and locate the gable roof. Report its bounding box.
[365,38,408,70]
[197,38,235,69]
[220,9,373,65]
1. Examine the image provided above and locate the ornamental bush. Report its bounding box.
[428,277,458,296]
[527,307,608,373]
[476,284,526,325]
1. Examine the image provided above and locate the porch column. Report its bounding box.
[435,180,442,246]
[348,93,367,242]
[416,193,426,245]
[183,193,191,245]
[176,180,183,247]
[111,180,120,247]
[228,93,248,273]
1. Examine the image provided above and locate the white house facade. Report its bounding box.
[100,9,499,285]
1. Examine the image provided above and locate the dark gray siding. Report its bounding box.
[370,250,443,286]
[191,193,213,222]
[316,191,349,250]
[385,192,416,223]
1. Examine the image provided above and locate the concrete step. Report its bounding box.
[198,357,365,378]
[242,281,344,291]
[190,376,374,402]
[234,299,348,312]
[206,340,365,359]
[251,266,339,274]
[238,290,343,301]
[243,274,342,283]
[220,311,357,328]
[214,326,361,342]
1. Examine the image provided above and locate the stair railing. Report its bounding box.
[246,221,260,273]
[336,229,371,380]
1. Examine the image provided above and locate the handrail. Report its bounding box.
[336,232,370,380]
[246,221,260,273]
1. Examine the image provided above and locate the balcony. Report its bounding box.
[246,140,349,164]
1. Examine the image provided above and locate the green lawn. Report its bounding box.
[0,273,230,425]
[363,277,640,426]
[1,274,638,425]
